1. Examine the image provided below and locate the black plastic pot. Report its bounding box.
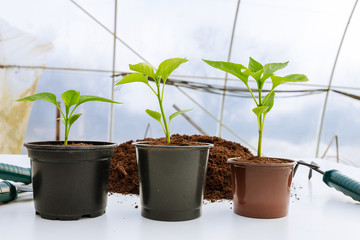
[24,141,117,220]
[133,142,213,221]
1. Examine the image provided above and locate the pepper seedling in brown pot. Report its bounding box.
[203,57,309,219]
[203,57,308,157]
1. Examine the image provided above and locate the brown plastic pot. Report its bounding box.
[227,157,296,219]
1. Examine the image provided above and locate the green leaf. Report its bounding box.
[252,106,269,118]
[263,62,288,75]
[202,59,249,85]
[157,57,188,83]
[285,74,309,81]
[248,57,263,73]
[145,109,162,123]
[115,73,149,85]
[69,113,83,127]
[271,74,309,90]
[62,90,80,114]
[169,109,192,123]
[262,91,275,114]
[247,58,265,88]
[244,68,264,81]
[260,62,288,84]
[16,92,57,106]
[259,73,273,83]
[78,95,122,105]
[129,62,155,79]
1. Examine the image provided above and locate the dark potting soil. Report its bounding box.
[42,142,94,146]
[240,156,293,164]
[146,137,204,146]
[108,134,254,201]
[66,143,94,146]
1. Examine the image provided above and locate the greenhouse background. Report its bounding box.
[1,0,360,167]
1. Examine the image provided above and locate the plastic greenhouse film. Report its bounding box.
[0,19,52,153]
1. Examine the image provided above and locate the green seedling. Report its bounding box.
[116,57,191,144]
[17,90,121,146]
[203,57,308,157]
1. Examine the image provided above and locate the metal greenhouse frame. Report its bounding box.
[1,0,359,163]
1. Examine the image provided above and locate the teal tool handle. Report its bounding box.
[0,163,31,184]
[323,169,360,202]
[0,181,18,203]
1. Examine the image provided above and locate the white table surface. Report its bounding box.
[0,154,359,240]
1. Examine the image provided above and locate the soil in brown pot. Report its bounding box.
[108,134,253,201]
[235,156,293,164]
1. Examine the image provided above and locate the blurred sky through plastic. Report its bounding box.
[0,0,360,166]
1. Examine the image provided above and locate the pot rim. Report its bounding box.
[227,157,296,167]
[132,141,213,149]
[24,141,117,150]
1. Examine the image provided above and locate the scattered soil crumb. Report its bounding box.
[290,183,302,201]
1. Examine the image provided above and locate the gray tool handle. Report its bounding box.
[0,163,31,184]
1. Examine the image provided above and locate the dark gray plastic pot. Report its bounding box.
[133,141,213,221]
[24,141,117,220]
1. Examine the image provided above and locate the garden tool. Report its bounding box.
[0,163,31,184]
[294,160,360,203]
[0,180,32,203]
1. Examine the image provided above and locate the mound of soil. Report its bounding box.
[108,134,253,201]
